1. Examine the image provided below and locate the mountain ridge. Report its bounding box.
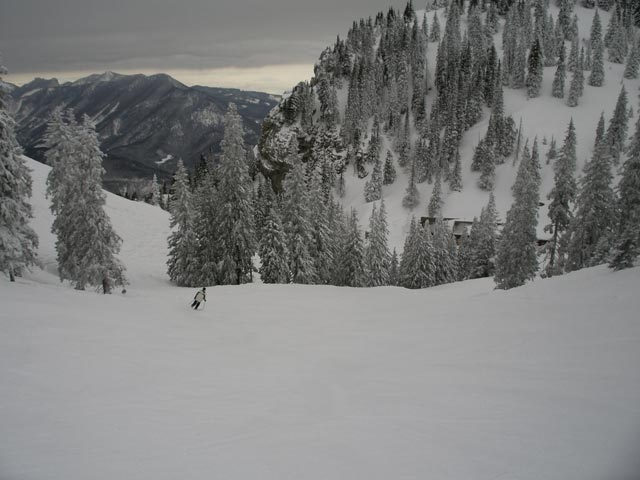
[7,71,279,191]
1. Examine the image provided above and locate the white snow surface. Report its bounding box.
[1,157,640,479]
[156,153,174,165]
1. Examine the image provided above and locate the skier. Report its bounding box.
[191,287,206,310]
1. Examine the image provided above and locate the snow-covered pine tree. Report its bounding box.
[191,167,221,286]
[568,36,579,73]
[544,118,577,276]
[167,159,198,286]
[428,173,444,217]
[608,13,628,63]
[283,162,317,284]
[53,115,127,292]
[591,8,603,48]
[364,201,391,286]
[469,192,500,279]
[456,224,472,280]
[544,12,558,66]
[577,47,586,97]
[44,109,78,217]
[584,41,593,71]
[566,59,582,107]
[389,248,399,286]
[149,174,161,206]
[215,104,256,285]
[0,62,38,281]
[526,37,544,98]
[552,42,567,97]
[402,158,420,209]
[430,218,458,286]
[610,103,640,269]
[430,12,441,42]
[399,217,435,289]
[258,206,290,283]
[547,135,557,163]
[450,147,462,191]
[364,153,383,202]
[595,111,606,147]
[565,139,617,271]
[558,0,574,40]
[494,140,540,290]
[383,150,397,185]
[512,32,528,89]
[336,208,365,287]
[478,140,496,190]
[604,85,629,164]
[307,168,335,284]
[624,35,640,79]
[589,31,606,86]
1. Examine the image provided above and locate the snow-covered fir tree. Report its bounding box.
[215,104,256,285]
[430,12,441,42]
[624,34,640,79]
[283,161,317,284]
[307,168,335,284]
[149,174,161,206]
[566,57,583,107]
[595,111,606,147]
[428,173,444,217]
[526,38,544,98]
[167,160,198,286]
[552,42,567,97]
[565,138,617,271]
[494,139,541,290]
[49,115,127,293]
[258,206,290,283]
[364,201,391,286]
[0,63,38,282]
[383,150,397,185]
[389,248,399,286]
[604,85,629,164]
[364,154,383,202]
[469,192,500,279]
[335,208,365,287]
[544,118,577,276]
[610,102,640,269]
[191,166,220,286]
[399,217,435,289]
[430,218,458,286]
[477,140,496,190]
[608,12,628,63]
[589,10,605,84]
[402,158,420,209]
[450,148,462,191]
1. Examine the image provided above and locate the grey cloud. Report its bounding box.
[1,0,408,76]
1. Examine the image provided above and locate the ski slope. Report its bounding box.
[1,158,640,479]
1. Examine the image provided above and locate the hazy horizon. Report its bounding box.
[1,0,409,93]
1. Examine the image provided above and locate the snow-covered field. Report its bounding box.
[1,158,640,479]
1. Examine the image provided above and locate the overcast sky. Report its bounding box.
[1,0,408,93]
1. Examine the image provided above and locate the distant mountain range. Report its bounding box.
[5,72,279,190]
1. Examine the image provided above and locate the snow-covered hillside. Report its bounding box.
[260,3,640,250]
[1,160,640,479]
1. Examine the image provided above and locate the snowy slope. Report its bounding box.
[23,157,172,290]
[270,5,640,250]
[1,158,640,479]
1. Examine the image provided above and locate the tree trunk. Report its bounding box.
[9,268,15,282]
